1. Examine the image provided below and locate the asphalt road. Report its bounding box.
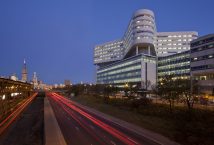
[0,92,44,145]
[48,92,159,145]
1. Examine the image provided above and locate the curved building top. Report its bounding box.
[94,8,198,65]
[123,9,157,58]
[133,9,155,18]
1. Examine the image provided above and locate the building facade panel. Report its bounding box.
[94,40,124,64]
[190,34,214,95]
[97,54,156,88]
[157,50,190,80]
[156,32,198,57]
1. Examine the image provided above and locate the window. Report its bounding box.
[208,55,213,58]
[208,44,214,48]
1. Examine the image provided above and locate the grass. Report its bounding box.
[71,94,214,145]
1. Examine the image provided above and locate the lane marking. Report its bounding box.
[110,140,116,145]
[75,126,79,131]
[127,137,138,145]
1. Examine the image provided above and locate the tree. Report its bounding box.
[103,85,118,97]
[177,78,198,110]
[157,75,180,112]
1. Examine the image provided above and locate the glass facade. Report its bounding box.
[97,54,156,87]
[158,50,190,80]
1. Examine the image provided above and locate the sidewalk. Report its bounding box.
[44,97,67,145]
[72,100,180,145]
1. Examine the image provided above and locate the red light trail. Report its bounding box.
[47,92,140,145]
[0,93,38,135]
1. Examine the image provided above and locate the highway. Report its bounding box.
[47,92,159,145]
[0,93,38,135]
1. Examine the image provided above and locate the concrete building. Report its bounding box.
[156,32,198,56]
[32,72,38,89]
[10,74,18,81]
[94,9,198,89]
[94,40,124,66]
[21,59,28,82]
[190,34,214,95]
[64,80,71,86]
[95,9,157,89]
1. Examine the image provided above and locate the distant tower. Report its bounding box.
[32,72,38,88]
[32,72,38,83]
[21,59,28,82]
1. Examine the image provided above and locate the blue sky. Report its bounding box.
[0,0,213,84]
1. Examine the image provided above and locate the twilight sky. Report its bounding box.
[0,0,213,84]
